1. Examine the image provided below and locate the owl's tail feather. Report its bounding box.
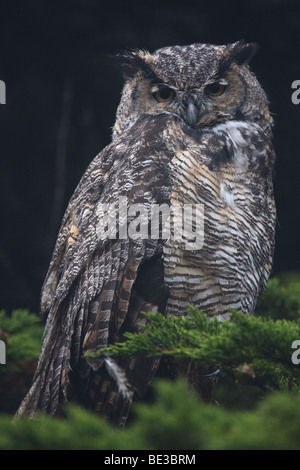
[69,361,129,426]
[15,373,42,418]
[72,355,161,426]
[15,320,72,417]
[104,357,134,401]
[16,328,160,425]
[15,289,78,417]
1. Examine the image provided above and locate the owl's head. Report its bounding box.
[113,41,272,138]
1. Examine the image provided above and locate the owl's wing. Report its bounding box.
[17,115,172,421]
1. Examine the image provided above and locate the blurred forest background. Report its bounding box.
[0,0,299,314]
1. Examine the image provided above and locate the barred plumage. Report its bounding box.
[17,41,276,424]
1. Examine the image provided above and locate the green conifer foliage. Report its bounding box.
[0,310,43,413]
[1,274,300,449]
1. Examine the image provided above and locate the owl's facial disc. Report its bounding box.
[180,78,229,127]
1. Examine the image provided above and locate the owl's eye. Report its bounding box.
[205,82,227,97]
[152,86,176,103]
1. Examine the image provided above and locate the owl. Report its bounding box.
[17,40,276,424]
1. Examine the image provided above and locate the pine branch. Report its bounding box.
[87,279,300,393]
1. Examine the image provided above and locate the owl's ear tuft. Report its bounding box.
[229,40,259,65]
[113,50,160,82]
[217,41,259,76]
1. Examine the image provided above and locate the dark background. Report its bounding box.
[0,0,299,313]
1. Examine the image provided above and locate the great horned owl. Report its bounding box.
[17,41,276,424]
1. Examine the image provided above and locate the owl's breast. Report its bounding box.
[162,119,276,320]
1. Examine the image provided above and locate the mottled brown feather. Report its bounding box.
[17,42,276,424]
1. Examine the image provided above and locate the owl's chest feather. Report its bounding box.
[162,120,275,319]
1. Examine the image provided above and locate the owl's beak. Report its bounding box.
[185,98,200,127]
